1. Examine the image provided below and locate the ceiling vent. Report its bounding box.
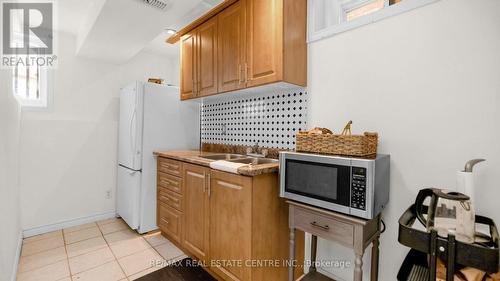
[143,0,171,11]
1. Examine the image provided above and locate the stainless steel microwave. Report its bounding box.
[279,152,390,219]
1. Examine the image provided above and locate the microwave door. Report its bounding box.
[283,158,351,213]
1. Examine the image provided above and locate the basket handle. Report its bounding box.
[341,120,353,136]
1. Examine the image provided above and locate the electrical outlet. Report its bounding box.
[106,190,112,199]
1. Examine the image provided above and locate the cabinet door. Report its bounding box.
[180,32,197,100]
[209,170,252,281]
[217,0,246,93]
[182,164,209,262]
[197,18,218,97]
[246,0,283,87]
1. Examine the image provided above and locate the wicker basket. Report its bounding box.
[296,132,378,156]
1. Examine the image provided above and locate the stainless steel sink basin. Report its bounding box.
[228,157,279,165]
[200,154,248,161]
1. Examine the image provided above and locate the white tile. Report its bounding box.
[104,229,140,245]
[68,246,115,274]
[66,236,108,258]
[98,220,129,235]
[96,217,121,226]
[63,222,97,234]
[117,248,165,276]
[64,226,102,245]
[142,232,169,247]
[72,261,125,281]
[17,260,70,281]
[108,237,151,259]
[23,230,62,244]
[21,236,65,257]
[154,240,185,261]
[18,246,67,273]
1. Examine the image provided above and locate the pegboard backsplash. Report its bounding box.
[201,90,308,150]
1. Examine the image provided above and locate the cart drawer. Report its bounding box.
[293,207,354,247]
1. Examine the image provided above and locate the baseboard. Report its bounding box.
[23,211,117,238]
[11,230,23,281]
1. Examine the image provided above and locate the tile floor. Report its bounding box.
[17,218,187,281]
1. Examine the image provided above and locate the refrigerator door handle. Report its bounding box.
[129,108,137,154]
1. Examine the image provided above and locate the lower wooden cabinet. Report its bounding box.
[209,170,252,281]
[182,163,210,263]
[158,202,182,244]
[157,157,303,281]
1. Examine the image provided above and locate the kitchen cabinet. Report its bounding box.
[217,0,246,93]
[180,32,197,100]
[209,170,252,281]
[197,17,218,96]
[179,0,307,100]
[157,158,184,244]
[157,156,304,281]
[180,18,218,100]
[182,163,210,263]
[245,0,281,87]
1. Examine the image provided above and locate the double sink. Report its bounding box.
[200,154,278,165]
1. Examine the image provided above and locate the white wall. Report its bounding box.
[307,0,500,280]
[0,67,22,280]
[19,31,179,231]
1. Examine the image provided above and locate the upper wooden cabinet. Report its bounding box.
[246,0,281,87]
[180,18,218,100]
[197,18,218,97]
[179,0,306,100]
[217,0,246,93]
[180,32,197,100]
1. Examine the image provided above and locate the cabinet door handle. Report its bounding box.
[244,63,249,83]
[207,173,211,197]
[161,218,169,225]
[310,221,329,231]
[238,64,242,84]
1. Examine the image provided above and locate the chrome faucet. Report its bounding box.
[246,142,268,158]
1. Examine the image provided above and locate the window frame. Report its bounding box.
[10,32,52,109]
[307,0,441,43]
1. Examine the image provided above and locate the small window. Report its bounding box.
[343,0,386,22]
[13,64,48,108]
[308,0,439,42]
[10,31,50,108]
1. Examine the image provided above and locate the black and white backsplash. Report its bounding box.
[201,90,308,150]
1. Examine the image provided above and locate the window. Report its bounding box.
[10,29,50,108]
[308,0,440,42]
[12,64,48,107]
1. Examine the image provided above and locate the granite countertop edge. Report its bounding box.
[153,150,279,177]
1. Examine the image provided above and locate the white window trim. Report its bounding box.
[12,67,52,109]
[308,0,441,43]
[10,31,53,110]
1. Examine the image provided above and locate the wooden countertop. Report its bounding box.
[153,150,279,177]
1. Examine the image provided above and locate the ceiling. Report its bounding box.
[55,0,222,62]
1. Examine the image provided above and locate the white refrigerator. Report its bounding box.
[117,81,199,233]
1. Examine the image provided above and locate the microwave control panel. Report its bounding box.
[351,167,367,210]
